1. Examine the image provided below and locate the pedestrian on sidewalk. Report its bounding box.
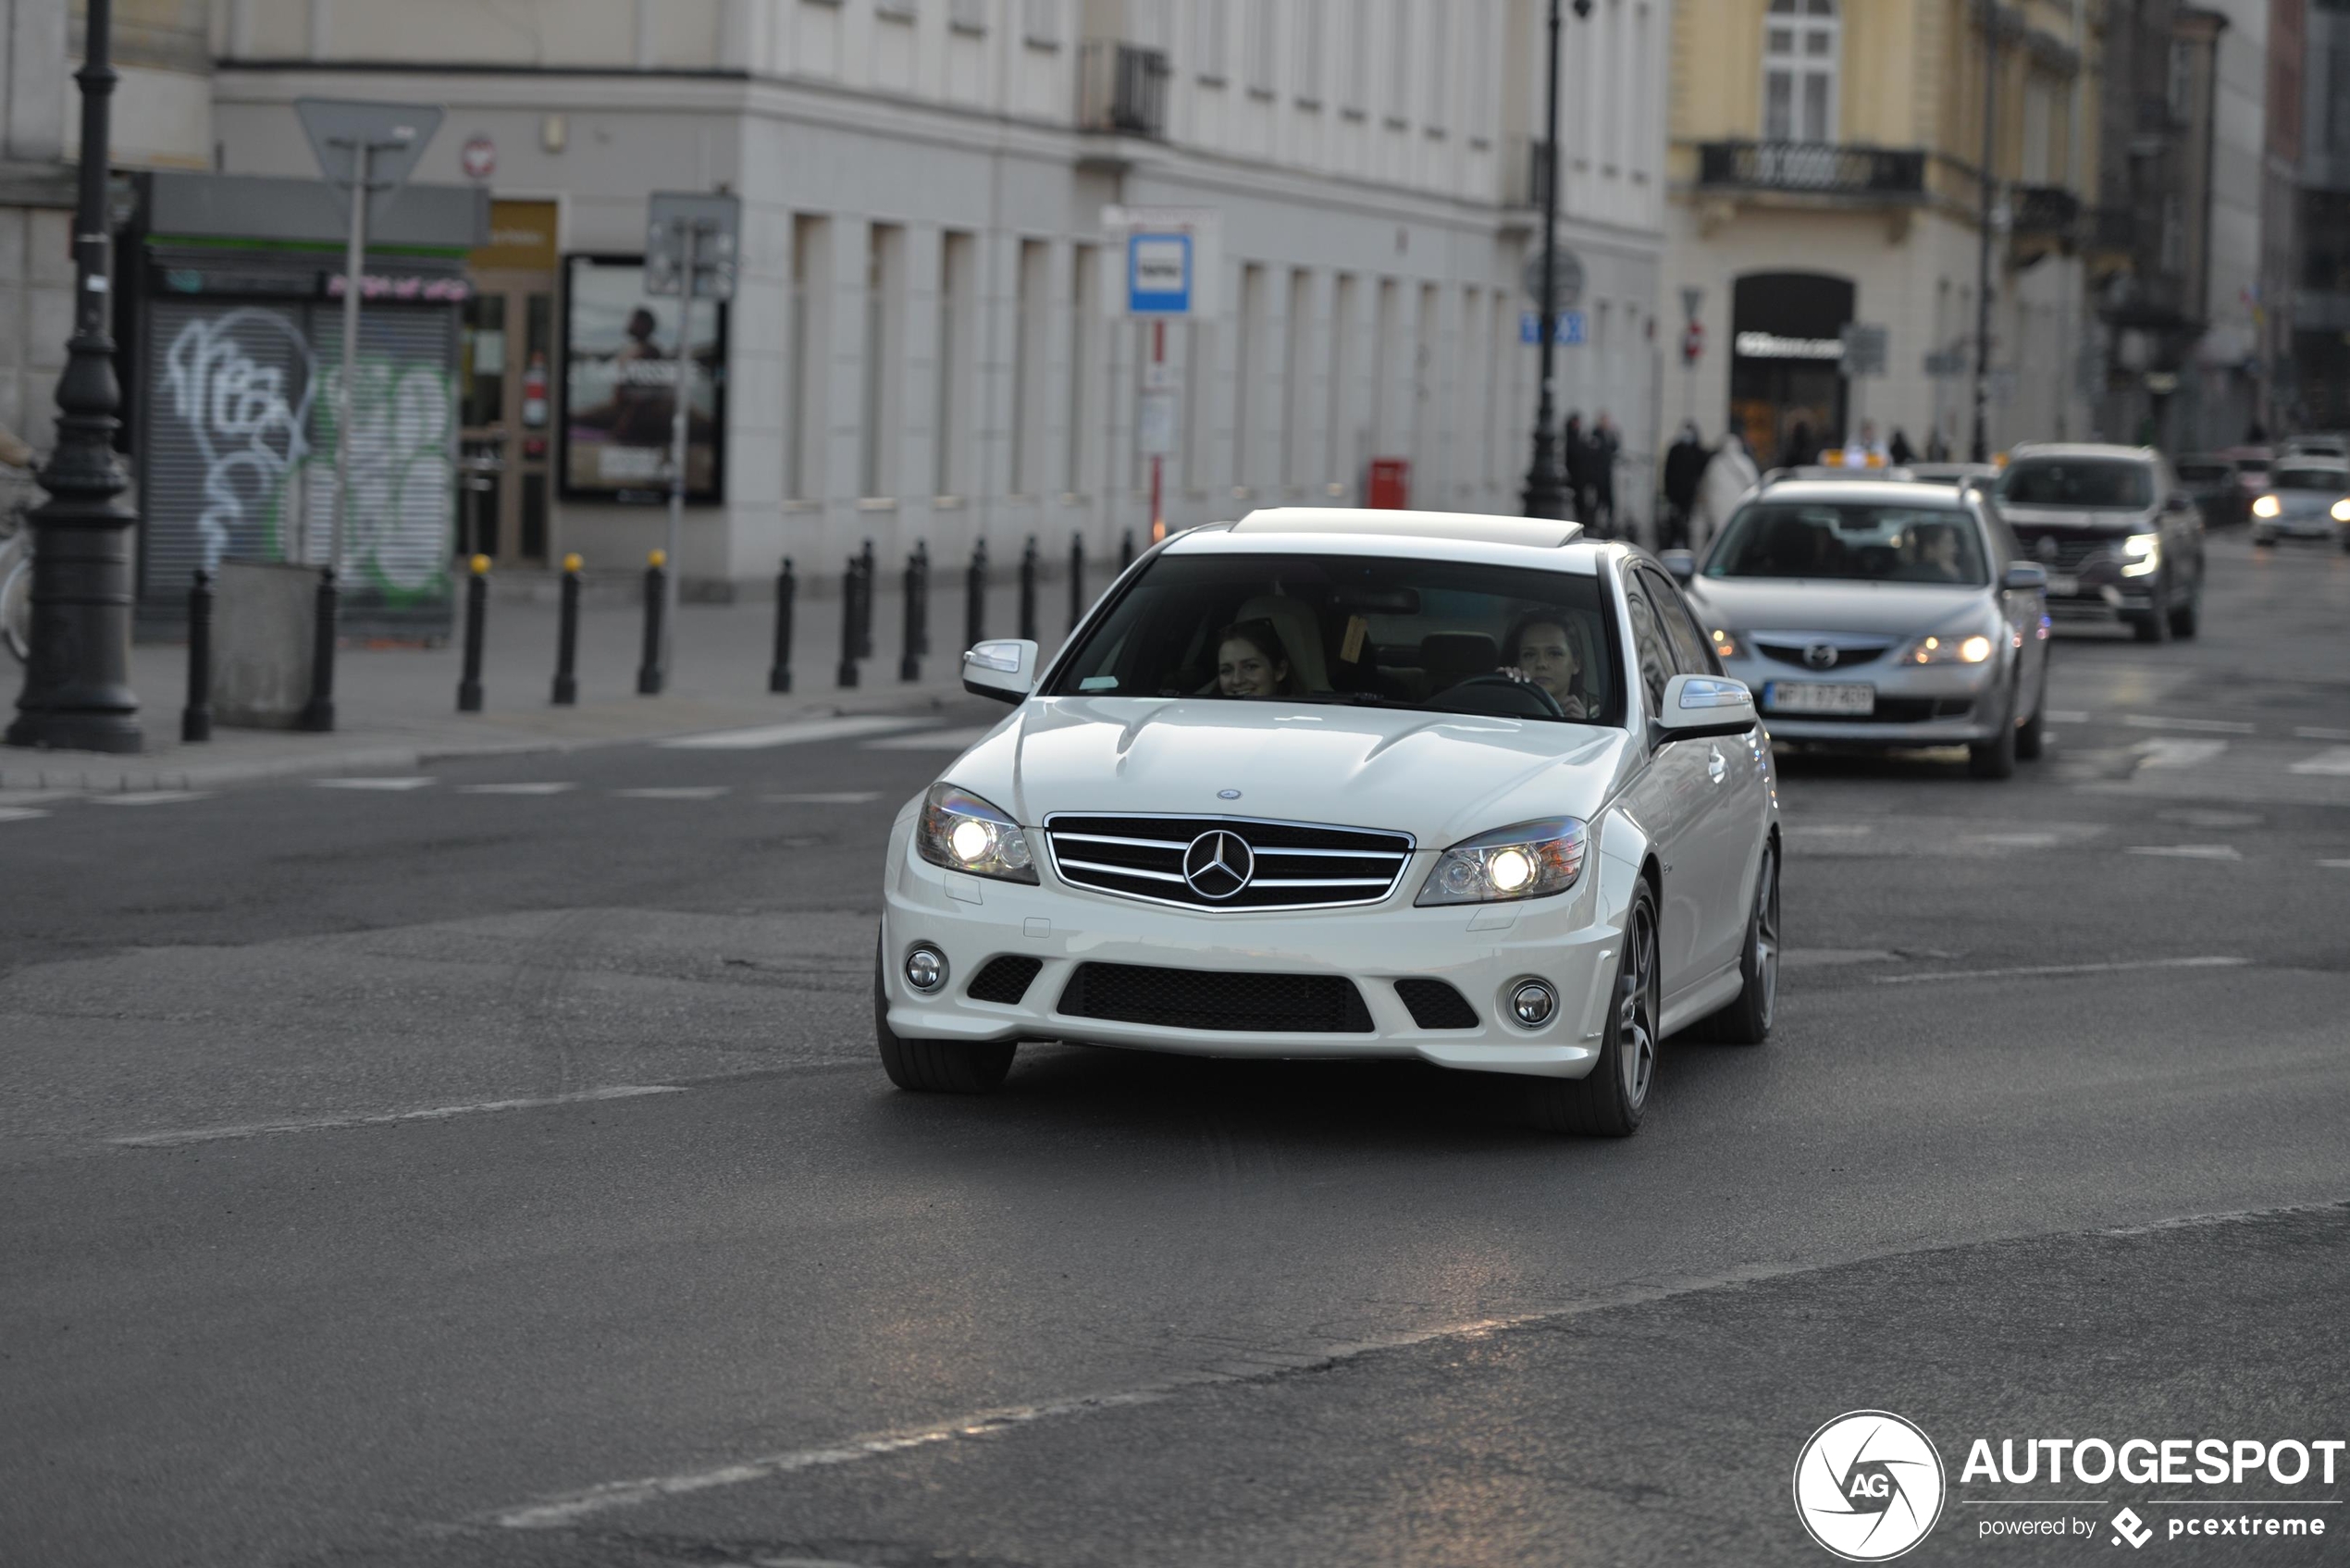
[1661,422,1708,551]
[1563,413,1590,525]
[1689,430,1759,558]
[1588,412,1622,540]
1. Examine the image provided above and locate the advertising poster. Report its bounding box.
[560,253,726,502]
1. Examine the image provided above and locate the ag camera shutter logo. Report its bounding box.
[1793,1410,1948,1561]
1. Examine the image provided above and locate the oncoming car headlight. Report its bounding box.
[2251,494,2282,519]
[2332,499,2350,523]
[1416,818,1587,907]
[917,784,1037,883]
[1901,632,1997,665]
[1709,627,1741,660]
[2120,532,2161,577]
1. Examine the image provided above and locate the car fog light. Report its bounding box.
[1510,980,1558,1027]
[905,946,948,994]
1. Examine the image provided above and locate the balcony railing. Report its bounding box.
[2010,184,2082,240]
[1078,41,1169,139]
[1696,140,1926,198]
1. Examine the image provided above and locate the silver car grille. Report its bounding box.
[2009,530,2109,573]
[1753,638,1892,672]
[1043,813,1416,911]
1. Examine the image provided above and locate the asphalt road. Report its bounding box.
[3,530,2346,1567]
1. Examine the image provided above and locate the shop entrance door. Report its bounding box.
[458,277,554,564]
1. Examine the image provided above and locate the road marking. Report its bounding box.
[659,715,931,751]
[1874,956,2249,985]
[1963,831,2065,847]
[615,785,732,800]
[1785,823,1874,836]
[315,776,436,791]
[456,782,579,796]
[2133,738,2229,769]
[763,791,885,805]
[2288,747,2350,776]
[862,725,995,751]
[2121,714,2257,735]
[88,790,214,807]
[1782,948,1901,968]
[2126,844,2243,860]
[112,1085,686,1149]
[2046,710,2090,723]
[2294,726,2350,742]
[0,806,49,823]
[2318,858,2350,870]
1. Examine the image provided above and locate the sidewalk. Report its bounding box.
[0,571,1079,794]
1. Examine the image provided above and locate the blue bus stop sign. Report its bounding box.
[1128,233,1194,315]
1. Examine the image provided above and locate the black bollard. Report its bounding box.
[299,567,339,732]
[1019,535,1039,642]
[1069,530,1085,630]
[855,538,876,658]
[965,538,988,647]
[457,554,489,712]
[637,549,667,695]
[768,556,796,694]
[551,551,581,706]
[1119,528,1134,570]
[181,568,213,744]
[899,548,921,683]
[911,540,932,656]
[836,552,861,687]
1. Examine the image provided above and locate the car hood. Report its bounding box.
[1998,504,2154,534]
[937,698,1633,846]
[1684,577,1991,637]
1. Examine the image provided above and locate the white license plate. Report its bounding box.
[2044,574,2078,596]
[1764,682,1875,716]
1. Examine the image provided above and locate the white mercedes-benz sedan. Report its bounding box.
[874,509,1781,1136]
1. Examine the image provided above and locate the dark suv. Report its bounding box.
[1996,444,2207,643]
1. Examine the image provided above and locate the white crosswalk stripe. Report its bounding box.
[88,791,214,807]
[2287,747,2350,776]
[613,786,731,800]
[455,783,578,796]
[0,806,49,823]
[2134,738,2229,769]
[315,777,436,791]
[2122,713,2256,735]
[658,716,930,751]
[862,726,995,751]
[2126,844,2242,860]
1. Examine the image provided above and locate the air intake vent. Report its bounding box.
[967,956,1044,1005]
[1393,978,1478,1030]
[1058,962,1374,1033]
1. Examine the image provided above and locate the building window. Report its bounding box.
[1246,0,1276,93]
[949,0,985,34]
[2167,38,2194,121]
[1326,273,1355,482]
[1234,263,1266,488]
[1196,0,1228,81]
[1067,244,1095,492]
[1282,269,1310,484]
[1762,0,1838,142]
[1388,0,1411,121]
[2160,194,2185,274]
[1342,2,1369,113]
[1296,0,1324,103]
[877,0,917,19]
[1425,0,1448,130]
[935,231,973,496]
[861,225,902,500]
[1023,0,1059,48]
[789,216,825,500]
[1012,241,1047,494]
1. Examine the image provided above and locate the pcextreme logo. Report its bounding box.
[1793,1410,1948,1562]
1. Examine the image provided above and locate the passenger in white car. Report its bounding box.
[1213,619,1297,698]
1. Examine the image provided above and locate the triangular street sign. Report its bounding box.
[295,98,445,224]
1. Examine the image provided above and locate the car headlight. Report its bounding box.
[1709,627,1741,660]
[916,784,1037,883]
[2332,499,2350,523]
[1901,632,1997,665]
[2120,532,2161,576]
[1416,818,1588,907]
[2251,495,2281,518]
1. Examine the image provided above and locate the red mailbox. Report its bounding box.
[1367,458,1411,510]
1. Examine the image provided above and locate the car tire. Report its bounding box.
[2169,571,2201,638]
[1687,841,1778,1046]
[873,935,1017,1093]
[1969,678,2020,779]
[1524,882,1658,1137]
[2131,575,2171,644]
[2252,531,2274,548]
[2013,656,2049,761]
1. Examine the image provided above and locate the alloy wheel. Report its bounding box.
[1753,846,1780,1030]
[1617,902,1659,1110]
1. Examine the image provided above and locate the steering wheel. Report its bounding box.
[1437,673,1568,720]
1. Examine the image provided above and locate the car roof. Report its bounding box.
[2007,443,2159,463]
[2274,455,2350,470]
[1168,511,1610,575]
[1744,479,1973,506]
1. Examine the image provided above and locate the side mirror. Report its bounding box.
[1655,673,1757,741]
[961,638,1039,703]
[1659,549,1697,583]
[2002,561,2048,592]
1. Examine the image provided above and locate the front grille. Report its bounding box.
[1754,640,1890,672]
[967,956,1043,1005]
[1394,978,1478,1030]
[1044,814,1415,911]
[2009,530,2109,574]
[1777,698,1970,724]
[1057,962,1375,1033]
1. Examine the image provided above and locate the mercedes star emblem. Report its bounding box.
[1803,642,1838,670]
[1182,830,1255,899]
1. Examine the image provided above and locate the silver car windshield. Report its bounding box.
[1045,552,1628,726]
[2000,459,2155,509]
[2272,467,2348,492]
[1705,502,1989,586]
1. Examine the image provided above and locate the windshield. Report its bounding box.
[2273,467,2348,492]
[1043,551,1626,726]
[2174,461,2231,483]
[1999,460,2155,509]
[1703,501,1989,586]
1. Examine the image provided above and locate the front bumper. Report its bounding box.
[1716,651,2008,747]
[880,830,1621,1080]
[2250,512,2344,542]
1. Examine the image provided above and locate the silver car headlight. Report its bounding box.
[2120,532,2161,576]
[1899,631,1997,666]
[2251,495,2281,519]
[916,784,1037,883]
[1416,818,1588,907]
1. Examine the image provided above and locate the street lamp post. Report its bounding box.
[6,0,142,753]
[1969,0,2001,464]
[1521,0,1590,523]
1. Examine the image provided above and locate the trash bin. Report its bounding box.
[211,560,322,728]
